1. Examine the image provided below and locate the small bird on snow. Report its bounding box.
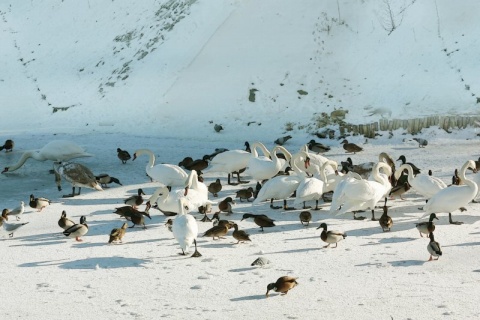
[413,137,428,148]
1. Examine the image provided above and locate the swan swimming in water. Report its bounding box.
[420,160,478,225]
[133,149,188,189]
[2,140,93,173]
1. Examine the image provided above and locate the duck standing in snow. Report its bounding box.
[63,216,88,242]
[58,210,75,230]
[29,194,51,212]
[427,232,442,261]
[208,179,222,197]
[379,202,393,232]
[235,187,254,202]
[114,206,151,229]
[232,223,251,244]
[307,139,330,153]
[124,188,145,208]
[108,222,128,243]
[316,222,346,248]
[203,223,230,240]
[241,213,275,232]
[299,211,312,226]
[217,197,235,215]
[117,148,131,164]
[415,213,438,238]
[266,276,298,297]
[95,174,122,188]
[341,140,363,154]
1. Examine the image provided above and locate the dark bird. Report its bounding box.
[214,124,224,132]
[232,223,251,244]
[95,173,122,188]
[217,197,235,215]
[274,135,292,146]
[114,206,151,229]
[165,218,173,232]
[427,232,442,261]
[379,202,393,232]
[203,223,229,240]
[108,222,128,243]
[299,211,312,226]
[415,213,438,238]
[389,181,411,200]
[53,162,103,197]
[451,169,461,186]
[307,139,331,153]
[178,156,209,174]
[117,148,131,164]
[413,137,428,148]
[341,139,363,154]
[241,213,275,231]
[208,179,222,197]
[0,139,14,152]
[58,210,75,230]
[266,276,298,297]
[397,155,421,175]
[29,194,51,212]
[316,222,346,248]
[124,188,146,208]
[235,187,254,202]
[211,212,234,229]
[244,141,251,153]
[63,216,88,241]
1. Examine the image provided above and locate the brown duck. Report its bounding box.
[217,197,235,215]
[208,179,222,197]
[108,222,128,243]
[124,188,145,208]
[0,139,14,152]
[114,206,151,229]
[58,210,75,230]
[379,204,393,232]
[117,148,131,164]
[203,223,229,240]
[235,187,254,202]
[232,223,251,244]
[241,213,275,232]
[266,276,298,297]
[341,139,363,154]
[299,211,312,226]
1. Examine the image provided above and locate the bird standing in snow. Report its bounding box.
[7,201,25,221]
[413,138,428,148]
[274,135,292,146]
[214,124,224,132]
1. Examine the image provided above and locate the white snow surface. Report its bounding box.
[1,0,480,319]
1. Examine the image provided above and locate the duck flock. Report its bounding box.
[1,135,480,303]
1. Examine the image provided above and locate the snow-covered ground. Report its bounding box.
[1,0,480,319]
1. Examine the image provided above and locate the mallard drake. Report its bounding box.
[235,187,254,202]
[0,139,14,152]
[241,213,275,232]
[413,137,428,148]
[2,140,93,173]
[208,179,222,197]
[124,188,145,208]
[341,139,363,154]
[415,213,438,237]
[397,155,421,175]
[307,139,331,153]
[95,174,122,188]
[379,203,393,232]
[1,209,29,237]
[63,216,88,241]
[274,135,292,146]
[7,201,25,221]
[53,162,103,198]
[172,197,202,257]
[266,276,298,297]
[389,181,411,200]
[117,148,131,164]
[427,232,442,261]
[316,222,346,248]
[299,211,312,226]
[203,223,229,240]
[217,197,235,215]
[232,223,251,244]
[108,222,128,243]
[114,206,151,229]
[58,210,75,230]
[29,194,51,212]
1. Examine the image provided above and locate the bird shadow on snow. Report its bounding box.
[387,260,426,267]
[19,256,151,269]
[230,294,267,302]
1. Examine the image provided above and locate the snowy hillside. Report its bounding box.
[1,0,479,137]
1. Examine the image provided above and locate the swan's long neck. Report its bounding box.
[320,160,338,183]
[251,142,270,158]
[459,160,478,195]
[186,170,198,189]
[290,151,308,176]
[6,151,39,172]
[396,164,414,183]
[373,163,392,188]
[149,187,169,204]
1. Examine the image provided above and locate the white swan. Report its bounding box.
[329,162,392,220]
[394,164,446,199]
[2,140,93,173]
[245,143,291,182]
[203,148,251,185]
[420,160,478,225]
[252,152,307,210]
[148,170,216,216]
[172,197,202,257]
[53,162,103,197]
[133,149,188,189]
[296,145,334,176]
[316,160,343,193]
